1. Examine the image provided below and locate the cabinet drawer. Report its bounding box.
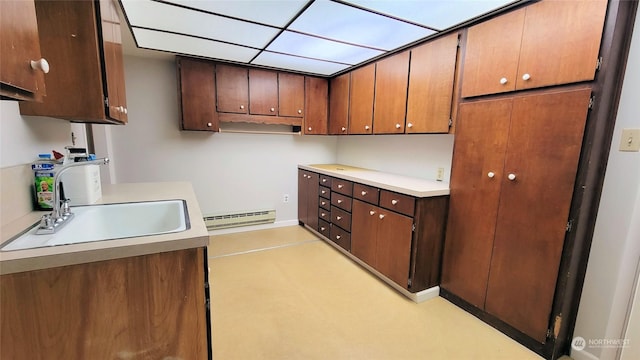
[319,186,331,199]
[353,183,379,205]
[380,190,415,217]
[331,178,353,196]
[319,175,332,187]
[319,208,331,222]
[319,197,331,211]
[331,192,352,212]
[318,219,331,238]
[331,206,352,231]
[330,225,351,251]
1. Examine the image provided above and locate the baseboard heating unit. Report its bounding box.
[204,210,276,230]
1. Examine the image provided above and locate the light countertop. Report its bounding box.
[0,182,209,275]
[299,164,450,197]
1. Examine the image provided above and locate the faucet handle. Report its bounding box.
[61,199,72,217]
[39,214,54,229]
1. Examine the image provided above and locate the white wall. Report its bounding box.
[572,11,640,360]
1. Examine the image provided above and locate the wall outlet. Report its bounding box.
[436,167,445,181]
[620,129,640,152]
[283,194,290,203]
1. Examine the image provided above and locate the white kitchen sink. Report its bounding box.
[1,200,189,251]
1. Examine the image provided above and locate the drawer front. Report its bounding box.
[319,208,331,222]
[331,206,352,231]
[319,175,332,187]
[330,225,351,251]
[331,192,352,212]
[353,183,380,205]
[319,197,331,211]
[319,186,331,199]
[331,178,353,196]
[318,219,331,238]
[380,190,415,217]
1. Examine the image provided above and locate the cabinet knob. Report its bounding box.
[336,216,342,220]
[365,125,370,130]
[487,171,495,178]
[321,190,326,194]
[298,109,303,114]
[30,58,50,74]
[240,105,245,109]
[395,123,401,129]
[122,107,128,114]
[337,184,343,189]
[391,199,398,205]
[369,210,376,216]
[500,77,508,85]
[522,73,531,81]
[508,173,517,181]
[207,122,212,127]
[341,127,346,132]
[321,212,326,217]
[308,127,312,131]
[270,107,275,112]
[361,191,367,196]
[407,123,413,128]
[336,235,341,240]
[322,179,326,183]
[379,214,385,219]
[118,106,125,113]
[321,201,326,205]
[337,199,342,204]
[321,227,326,231]
[302,174,307,178]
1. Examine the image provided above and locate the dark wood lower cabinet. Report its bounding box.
[298,169,319,231]
[0,248,211,359]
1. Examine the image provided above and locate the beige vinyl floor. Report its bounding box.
[208,226,544,360]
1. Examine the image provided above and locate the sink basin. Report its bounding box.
[1,200,190,251]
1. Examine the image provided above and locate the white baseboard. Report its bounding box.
[571,348,600,360]
[207,219,300,236]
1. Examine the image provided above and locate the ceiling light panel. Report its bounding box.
[288,0,435,51]
[345,0,517,30]
[252,52,350,76]
[133,28,259,62]
[161,0,310,27]
[266,31,384,65]
[121,0,278,48]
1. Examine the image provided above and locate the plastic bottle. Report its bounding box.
[33,153,56,210]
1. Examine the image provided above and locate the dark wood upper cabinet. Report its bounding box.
[216,64,249,114]
[348,63,376,135]
[177,57,217,132]
[406,33,459,133]
[461,0,608,97]
[249,69,278,116]
[19,0,128,124]
[373,51,410,134]
[0,0,46,101]
[329,73,350,135]
[279,73,305,117]
[304,77,328,135]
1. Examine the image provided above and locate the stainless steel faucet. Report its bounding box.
[36,158,110,235]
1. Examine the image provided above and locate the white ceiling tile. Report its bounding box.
[252,52,350,76]
[122,0,279,48]
[344,0,516,30]
[161,0,310,27]
[133,28,259,62]
[288,0,435,51]
[267,31,384,65]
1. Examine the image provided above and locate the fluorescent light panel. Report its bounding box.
[252,51,350,76]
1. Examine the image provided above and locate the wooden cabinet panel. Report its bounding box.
[298,170,319,230]
[353,183,379,205]
[348,64,376,134]
[0,0,46,101]
[318,219,331,238]
[380,190,415,217]
[330,224,351,251]
[331,192,352,212]
[406,33,459,133]
[319,185,331,199]
[177,57,217,131]
[279,73,304,117]
[331,178,353,196]
[319,175,332,188]
[1,248,209,359]
[319,197,330,211]
[319,208,331,223]
[331,206,352,231]
[376,209,413,288]
[249,69,278,115]
[516,0,608,91]
[485,88,591,342]
[329,73,350,135]
[216,64,248,114]
[351,199,378,267]
[99,0,127,123]
[304,77,328,134]
[373,51,410,134]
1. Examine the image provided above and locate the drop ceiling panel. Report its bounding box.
[288,0,435,51]
[252,52,350,76]
[133,28,259,62]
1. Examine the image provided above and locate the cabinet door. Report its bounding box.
[373,51,410,134]
[304,77,328,134]
[99,0,127,123]
[178,57,217,131]
[516,0,608,91]
[460,9,525,98]
[348,63,375,134]
[351,199,378,267]
[329,73,350,135]
[298,170,309,224]
[216,65,248,114]
[376,209,413,288]
[249,69,278,115]
[298,170,319,230]
[0,0,46,100]
[406,33,458,133]
[485,88,592,343]
[441,98,512,308]
[279,73,304,117]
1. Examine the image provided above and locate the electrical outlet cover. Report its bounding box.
[620,129,640,152]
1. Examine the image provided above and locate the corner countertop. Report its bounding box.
[298,164,450,198]
[0,182,209,275]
